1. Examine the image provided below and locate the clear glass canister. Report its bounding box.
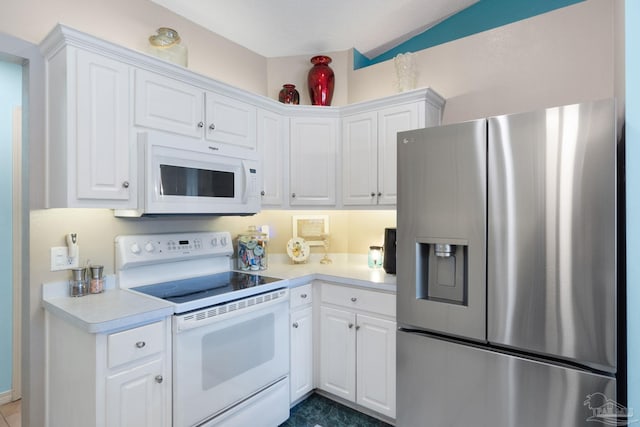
[89,265,104,294]
[69,267,88,297]
[237,226,268,271]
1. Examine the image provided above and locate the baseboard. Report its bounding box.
[0,390,12,405]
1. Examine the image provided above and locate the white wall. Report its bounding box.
[0,0,268,96]
[347,0,618,125]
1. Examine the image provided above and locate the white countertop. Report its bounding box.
[263,254,396,292]
[42,254,396,334]
[42,275,175,334]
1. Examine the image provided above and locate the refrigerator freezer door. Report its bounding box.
[397,330,617,427]
[397,120,487,341]
[488,99,617,372]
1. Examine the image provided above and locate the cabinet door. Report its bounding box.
[75,49,133,206]
[290,117,338,206]
[356,314,397,419]
[105,357,168,427]
[290,306,314,403]
[377,103,420,205]
[258,109,286,206]
[205,92,257,151]
[319,306,356,401]
[342,112,378,206]
[134,69,204,138]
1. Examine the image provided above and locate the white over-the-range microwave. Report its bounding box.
[115,131,261,217]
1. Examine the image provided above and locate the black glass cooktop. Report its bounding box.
[132,271,282,304]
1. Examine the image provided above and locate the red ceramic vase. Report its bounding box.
[307,55,334,106]
[278,84,300,104]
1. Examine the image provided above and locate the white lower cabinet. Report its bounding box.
[289,284,314,403]
[46,314,171,427]
[318,283,396,419]
[105,358,165,427]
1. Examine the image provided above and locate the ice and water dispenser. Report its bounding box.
[416,239,468,306]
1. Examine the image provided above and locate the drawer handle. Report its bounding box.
[292,322,299,328]
[351,297,357,302]
[155,375,163,384]
[300,293,308,299]
[348,323,354,329]
[135,341,146,349]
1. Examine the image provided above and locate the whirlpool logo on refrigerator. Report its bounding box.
[584,393,638,425]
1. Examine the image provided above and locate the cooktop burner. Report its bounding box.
[132,271,282,305]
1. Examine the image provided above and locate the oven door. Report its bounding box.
[173,293,289,427]
[142,131,261,215]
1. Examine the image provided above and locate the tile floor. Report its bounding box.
[279,394,392,427]
[0,399,20,427]
[1,394,390,427]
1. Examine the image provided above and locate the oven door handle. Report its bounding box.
[173,288,289,333]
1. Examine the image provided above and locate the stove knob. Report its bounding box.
[220,236,228,247]
[145,241,156,253]
[130,243,141,255]
[211,237,218,247]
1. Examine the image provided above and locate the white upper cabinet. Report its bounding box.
[205,92,257,149]
[289,115,339,206]
[342,112,378,205]
[39,25,445,212]
[44,45,135,209]
[134,69,257,152]
[342,91,444,207]
[134,69,204,138]
[376,103,421,205]
[258,109,287,206]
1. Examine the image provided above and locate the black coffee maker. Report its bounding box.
[383,228,396,274]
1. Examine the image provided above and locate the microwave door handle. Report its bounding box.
[242,162,250,203]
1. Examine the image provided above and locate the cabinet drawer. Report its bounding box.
[108,321,165,369]
[321,283,395,317]
[290,284,313,309]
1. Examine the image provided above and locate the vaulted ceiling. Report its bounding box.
[149,0,479,59]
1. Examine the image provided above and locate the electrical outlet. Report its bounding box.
[50,246,80,271]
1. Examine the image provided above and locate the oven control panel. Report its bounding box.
[115,231,233,271]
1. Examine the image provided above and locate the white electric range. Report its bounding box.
[116,231,290,427]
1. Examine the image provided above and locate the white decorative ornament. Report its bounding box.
[394,52,417,92]
[287,237,310,263]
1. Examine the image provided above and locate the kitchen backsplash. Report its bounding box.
[30,208,396,286]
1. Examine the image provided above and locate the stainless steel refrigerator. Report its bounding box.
[396,99,621,426]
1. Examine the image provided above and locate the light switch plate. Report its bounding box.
[50,246,79,271]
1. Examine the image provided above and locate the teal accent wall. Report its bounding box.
[0,60,21,395]
[354,0,585,69]
[626,0,639,415]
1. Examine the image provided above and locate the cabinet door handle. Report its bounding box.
[351,297,357,302]
[348,323,354,329]
[356,325,361,331]
[261,190,266,196]
[197,121,204,128]
[209,123,215,131]
[370,192,376,197]
[122,181,130,189]
[291,193,296,198]
[135,341,146,349]
[377,192,382,197]
[155,375,163,384]
[292,322,299,328]
[300,293,308,299]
